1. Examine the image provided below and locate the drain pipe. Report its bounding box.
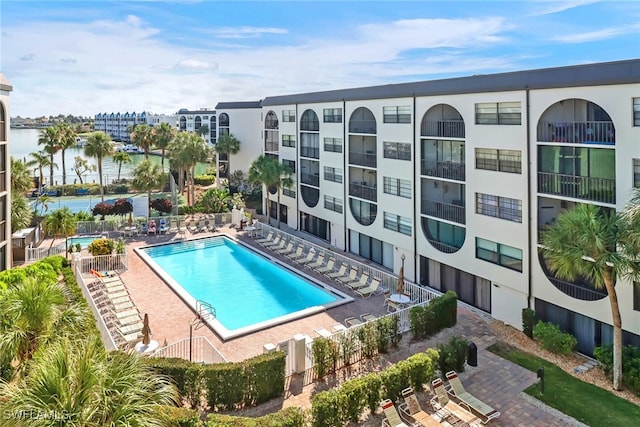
[526,87,533,309]
[412,94,418,283]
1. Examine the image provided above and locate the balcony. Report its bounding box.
[421,120,465,138]
[349,151,377,168]
[537,172,615,204]
[421,199,465,224]
[349,120,376,134]
[300,146,320,159]
[301,172,320,187]
[264,141,279,152]
[538,252,608,301]
[421,160,465,181]
[349,182,377,202]
[538,121,615,145]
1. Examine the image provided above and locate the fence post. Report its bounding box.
[293,334,308,374]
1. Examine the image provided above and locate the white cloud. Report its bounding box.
[529,0,600,16]
[203,26,287,39]
[549,25,637,43]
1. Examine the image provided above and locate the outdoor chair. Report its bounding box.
[269,238,289,252]
[294,250,316,265]
[360,313,377,322]
[147,220,157,235]
[262,235,283,248]
[344,317,363,327]
[187,219,198,233]
[285,245,305,260]
[445,371,500,423]
[158,219,169,234]
[197,219,209,233]
[345,272,370,290]
[255,231,273,244]
[431,378,480,426]
[399,387,440,427]
[275,241,295,255]
[315,258,335,274]
[355,277,382,298]
[326,263,348,279]
[336,266,359,284]
[381,399,410,427]
[306,253,326,270]
[168,220,179,233]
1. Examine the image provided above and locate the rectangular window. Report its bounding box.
[282,159,296,173]
[282,134,296,148]
[634,98,640,127]
[383,141,411,160]
[283,187,296,198]
[324,166,343,183]
[475,102,521,125]
[323,108,343,123]
[476,193,522,222]
[323,137,343,153]
[476,148,521,174]
[383,212,412,235]
[634,159,640,188]
[383,106,412,124]
[282,110,295,122]
[324,195,343,213]
[634,282,640,311]
[383,176,411,198]
[476,238,523,272]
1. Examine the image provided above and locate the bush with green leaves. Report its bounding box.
[437,336,468,374]
[533,321,577,354]
[151,198,173,214]
[87,238,116,256]
[158,406,202,427]
[207,406,306,426]
[594,345,640,396]
[194,174,216,186]
[522,308,535,339]
[409,291,458,340]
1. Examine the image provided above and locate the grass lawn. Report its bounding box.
[488,342,640,426]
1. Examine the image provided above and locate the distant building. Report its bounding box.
[176,108,217,145]
[0,72,12,271]
[94,111,177,142]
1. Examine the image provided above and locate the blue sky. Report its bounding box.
[1,0,639,117]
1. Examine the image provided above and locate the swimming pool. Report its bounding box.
[136,236,351,339]
[67,235,102,248]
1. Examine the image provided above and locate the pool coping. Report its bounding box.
[133,233,353,341]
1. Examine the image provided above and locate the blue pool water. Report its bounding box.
[68,235,101,248]
[140,237,341,334]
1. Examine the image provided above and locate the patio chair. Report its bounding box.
[269,237,289,252]
[275,241,295,255]
[197,219,209,233]
[344,317,363,327]
[294,250,316,265]
[306,253,326,270]
[261,234,283,248]
[445,371,500,423]
[360,313,377,322]
[326,263,348,279]
[431,378,480,426]
[381,399,410,427]
[187,219,198,233]
[355,277,382,298]
[336,266,358,284]
[399,387,440,427]
[345,272,370,290]
[255,231,273,244]
[168,220,179,233]
[147,219,157,235]
[315,258,335,274]
[158,219,169,234]
[285,245,305,260]
[314,328,332,338]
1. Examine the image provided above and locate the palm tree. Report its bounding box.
[56,123,77,185]
[71,155,95,184]
[153,122,176,170]
[43,207,77,252]
[541,203,640,391]
[215,132,241,186]
[10,158,35,232]
[248,155,293,229]
[27,150,55,191]
[11,196,32,232]
[38,126,61,186]
[0,336,178,426]
[131,159,164,212]
[130,123,154,158]
[84,131,114,202]
[112,151,131,182]
[167,132,211,206]
[11,157,33,195]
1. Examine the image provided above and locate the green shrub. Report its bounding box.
[311,390,344,427]
[594,345,640,396]
[533,321,577,354]
[437,336,468,374]
[194,174,216,186]
[207,407,306,427]
[39,255,68,273]
[522,308,535,339]
[87,238,116,256]
[357,322,378,359]
[312,337,333,380]
[409,291,457,340]
[158,405,202,427]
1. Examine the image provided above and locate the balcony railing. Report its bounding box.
[300,146,320,159]
[349,120,377,134]
[349,151,377,168]
[421,120,465,138]
[547,276,608,301]
[421,160,465,181]
[421,199,465,224]
[301,172,320,187]
[426,238,463,254]
[538,120,615,145]
[349,182,377,202]
[537,172,616,204]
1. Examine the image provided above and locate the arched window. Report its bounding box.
[218,113,229,127]
[349,107,376,134]
[300,110,319,131]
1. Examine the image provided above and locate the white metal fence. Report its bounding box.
[152,336,228,364]
[75,253,128,274]
[25,245,66,263]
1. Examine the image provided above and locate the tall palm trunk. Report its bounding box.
[276,190,281,229]
[604,270,623,390]
[61,149,67,185]
[97,158,104,202]
[49,153,54,186]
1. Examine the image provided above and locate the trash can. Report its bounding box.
[467,341,478,367]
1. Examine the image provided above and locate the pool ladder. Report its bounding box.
[193,300,216,330]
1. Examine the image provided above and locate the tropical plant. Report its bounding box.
[43,207,77,252]
[11,196,32,232]
[167,132,211,206]
[130,123,154,158]
[0,337,178,426]
[84,131,114,202]
[71,155,96,184]
[541,203,640,390]
[248,155,293,229]
[112,150,131,182]
[38,125,61,186]
[10,159,35,230]
[92,202,113,220]
[112,198,133,221]
[150,198,173,215]
[131,159,164,212]
[153,121,176,169]
[198,188,231,213]
[214,132,240,185]
[87,238,115,256]
[196,124,209,137]
[57,123,77,185]
[27,150,54,191]
[10,157,33,194]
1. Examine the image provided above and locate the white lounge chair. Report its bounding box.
[431,378,480,426]
[306,253,325,270]
[355,278,382,298]
[381,399,410,427]
[336,266,358,284]
[345,273,370,290]
[285,246,304,260]
[275,241,295,255]
[326,263,348,279]
[445,371,500,424]
[315,258,335,274]
[294,251,316,265]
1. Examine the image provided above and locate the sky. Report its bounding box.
[1,0,639,118]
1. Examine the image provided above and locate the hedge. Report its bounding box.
[310,348,439,427]
[594,345,640,396]
[158,405,202,427]
[206,407,306,427]
[146,351,286,411]
[409,290,458,340]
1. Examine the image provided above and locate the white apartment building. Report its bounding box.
[176,108,217,145]
[94,111,177,142]
[219,59,640,356]
[214,102,263,179]
[0,73,11,271]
